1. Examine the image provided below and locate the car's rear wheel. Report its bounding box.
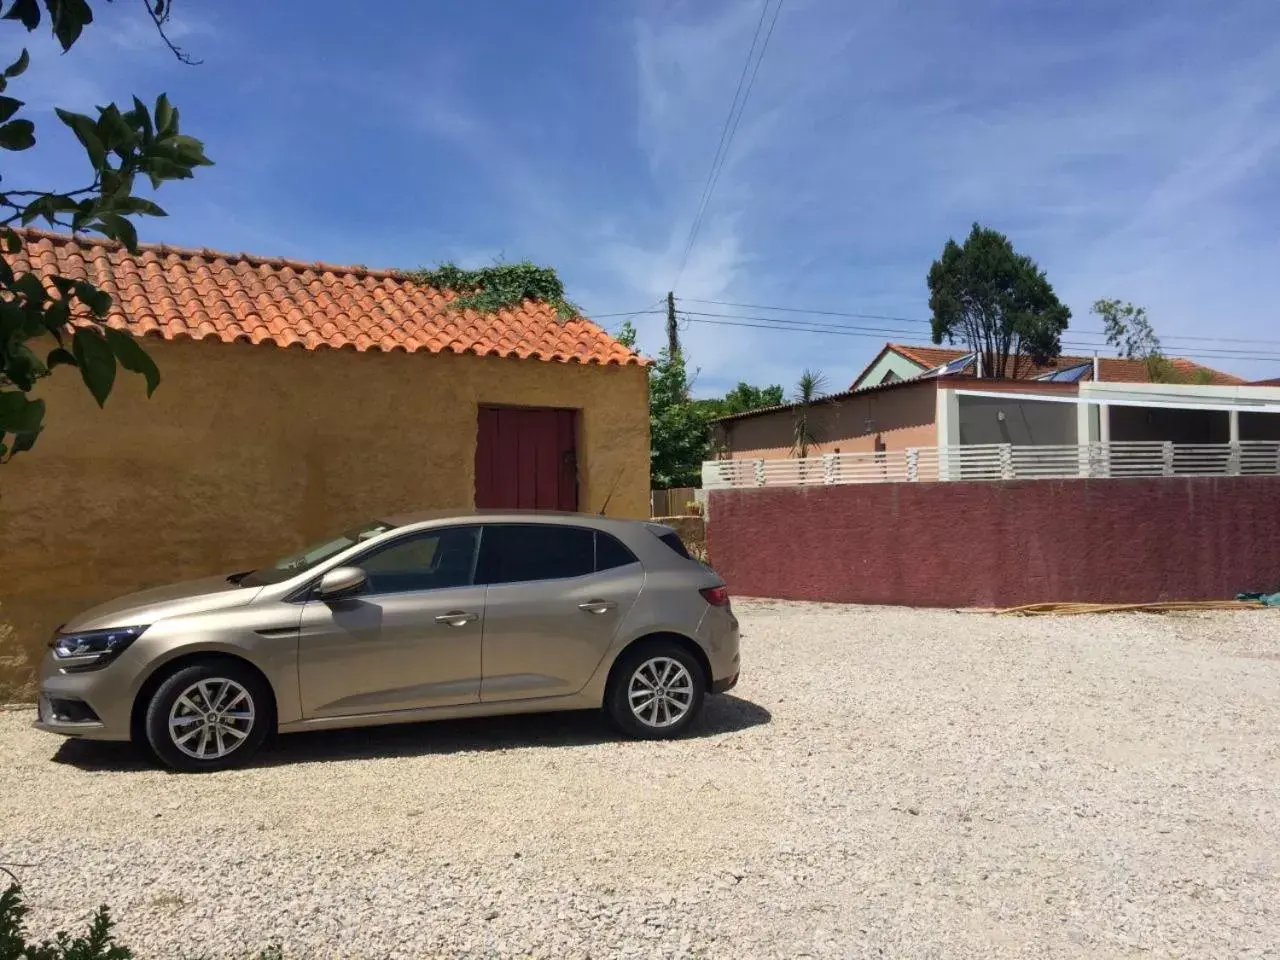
[605,641,705,739]
[143,661,271,772]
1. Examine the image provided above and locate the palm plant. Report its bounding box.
[791,368,828,458]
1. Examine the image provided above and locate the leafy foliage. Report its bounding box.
[409,261,580,321]
[724,381,784,413]
[927,223,1071,380]
[791,368,827,458]
[0,0,212,463]
[1091,298,1188,383]
[0,882,132,960]
[1,882,286,959]
[1093,298,1157,359]
[614,320,637,349]
[694,381,784,420]
[649,347,709,488]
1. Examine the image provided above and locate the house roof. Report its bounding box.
[8,228,645,366]
[709,368,942,424]
[864,343,1243,386]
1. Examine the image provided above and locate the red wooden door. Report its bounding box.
[475,407,578,511]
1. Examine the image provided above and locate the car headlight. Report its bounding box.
[52,626,147,669]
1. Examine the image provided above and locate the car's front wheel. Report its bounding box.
[605,641,705,739]
[143,661,272,772]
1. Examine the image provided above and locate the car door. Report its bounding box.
[476,523,645,702]
[297,525,486,718]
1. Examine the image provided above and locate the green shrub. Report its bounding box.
[1,883,286,960]
[0,883,132,960]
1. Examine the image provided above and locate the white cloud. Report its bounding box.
[606,0,1280,385]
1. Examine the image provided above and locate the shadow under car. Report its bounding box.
[49,693,772,773]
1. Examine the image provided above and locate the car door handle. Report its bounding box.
[434,611,479,627]
[577,600,617,615]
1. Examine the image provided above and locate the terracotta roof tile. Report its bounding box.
[881,343,1243,386]
[7,228,646,367]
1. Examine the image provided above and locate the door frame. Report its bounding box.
[474,404,581,511]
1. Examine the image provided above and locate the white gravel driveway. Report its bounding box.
[3,601,1279,959]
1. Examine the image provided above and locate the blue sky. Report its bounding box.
[8,0,1280,394]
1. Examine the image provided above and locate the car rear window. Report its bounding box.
[654,529,692,560]
[595,532,639,571]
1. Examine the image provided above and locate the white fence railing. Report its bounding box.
[701,441,1280,489]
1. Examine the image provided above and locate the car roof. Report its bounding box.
[381,508,665,533]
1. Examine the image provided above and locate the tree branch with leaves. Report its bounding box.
[0,0,212,463]
[1090,298,1195,383]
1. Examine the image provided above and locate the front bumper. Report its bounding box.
[33,654,136,741]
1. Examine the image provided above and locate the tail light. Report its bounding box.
[700,585,730,607]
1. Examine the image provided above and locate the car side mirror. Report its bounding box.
[316,566,367,601]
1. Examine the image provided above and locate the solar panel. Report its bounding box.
[941,353,977,374]
[919,352,976,379]
[1033,361,1093,382]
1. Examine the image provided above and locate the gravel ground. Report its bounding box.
[3,600,1280,959]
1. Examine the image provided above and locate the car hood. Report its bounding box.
[61,575,262,633]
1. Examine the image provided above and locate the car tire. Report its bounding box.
[143,661,272,773]
[605,640,706,740]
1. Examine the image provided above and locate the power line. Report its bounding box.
[672,0,784,290]
[677,300,1276,350]
[590,307,665,319]
[679,297,932,326]
[674,313,1280,365]
[681,309,923,338]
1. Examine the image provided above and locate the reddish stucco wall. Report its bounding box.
[708,477,1280,608]
[710,379,938,460]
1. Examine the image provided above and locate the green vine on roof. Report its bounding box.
[409,261,581,321]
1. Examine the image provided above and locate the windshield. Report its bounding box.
[238,520,397,587]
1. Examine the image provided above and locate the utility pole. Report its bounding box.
[666,291,680,360]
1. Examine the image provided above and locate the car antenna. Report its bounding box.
[597,465,626,516]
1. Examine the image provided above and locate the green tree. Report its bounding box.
[693,380,784,420]
[1091,298,1185,383]
[791,368,827,457]
[614,320,637,349]
[0,0,212,463]
[649,347,708,488]
[721,381,783,414]
[927,223,1071,380]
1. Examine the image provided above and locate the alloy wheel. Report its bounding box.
[628,657,695,729]
[167,678,256,761]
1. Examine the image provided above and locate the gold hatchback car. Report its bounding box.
[35,511,741,771]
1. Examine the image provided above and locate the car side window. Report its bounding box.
[477,524,595,585]
[595,532,639,572]
[354,526,481,595]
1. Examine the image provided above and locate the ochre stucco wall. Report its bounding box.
[0,338,649,698]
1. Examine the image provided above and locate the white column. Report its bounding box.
[936,387,960,480]
[1098,403,1111,444]
[1075,400,1093,444]
[1076,401,1094,477]
[1228,409,1241,475]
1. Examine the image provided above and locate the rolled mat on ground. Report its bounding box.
[1236,590,1280,606]
[976,599,1272,616]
